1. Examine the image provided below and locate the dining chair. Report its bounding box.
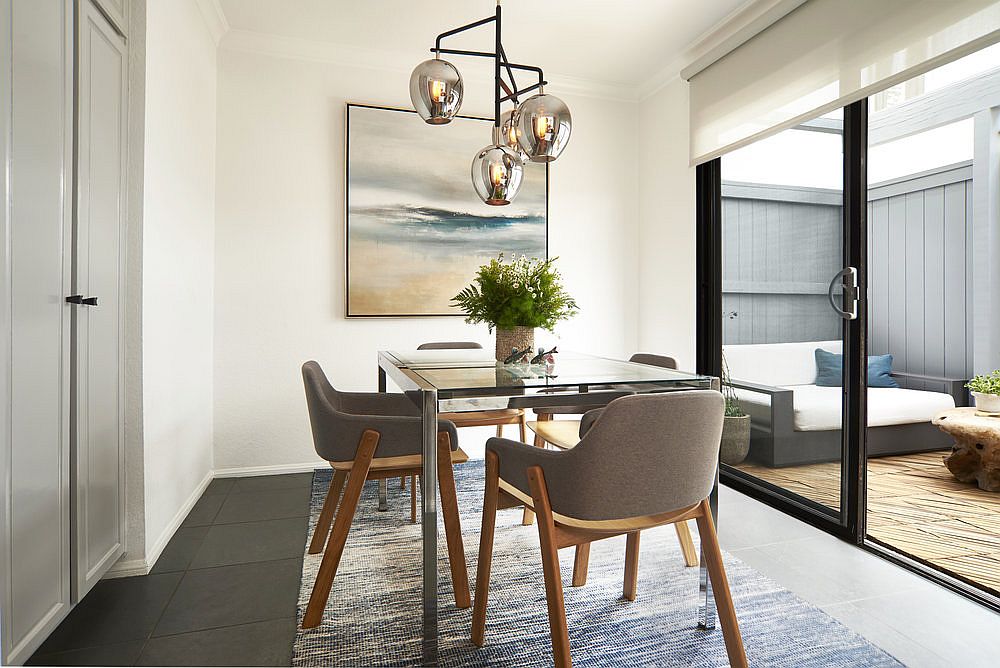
[522,353,697,569]
[299,361,471,630]
[531,353,678,444]
[417,341,528,442]
[471,391,747,668]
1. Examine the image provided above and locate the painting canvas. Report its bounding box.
[346,103,547,316]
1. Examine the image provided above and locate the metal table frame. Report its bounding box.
[376,351,720,665]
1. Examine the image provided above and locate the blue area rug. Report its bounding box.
[293,464,902,667]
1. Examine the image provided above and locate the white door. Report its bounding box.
[1,0,74,664]
[73,0,127,600]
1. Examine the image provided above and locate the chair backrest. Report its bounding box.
[302,361,352,462]
[629,352,677,369]
[540,391,724,521]
[417,341,483,350]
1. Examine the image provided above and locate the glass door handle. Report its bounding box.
[828,266,858,320]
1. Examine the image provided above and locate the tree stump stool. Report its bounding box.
[933,408,1000,492]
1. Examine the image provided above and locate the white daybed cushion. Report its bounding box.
[724,340,842,387]
[736,384,956,431]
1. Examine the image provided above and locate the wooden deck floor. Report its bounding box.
[735,450,1000,596]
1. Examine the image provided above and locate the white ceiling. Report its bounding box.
[215,0,750,91]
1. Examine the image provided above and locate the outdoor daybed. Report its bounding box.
[725,340,968,468]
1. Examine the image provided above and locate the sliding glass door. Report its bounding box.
[699,42,1000,609]
[715,111,855,522]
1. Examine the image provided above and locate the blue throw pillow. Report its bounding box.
[814,349,843,386]
[813,349,899,388]
[867,354,898,388]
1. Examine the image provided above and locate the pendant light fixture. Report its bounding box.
[471,127,524,205]
[409,57,464,124]
[410,0,572,205]
[516,92,571,162]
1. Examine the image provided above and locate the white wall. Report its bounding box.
[142,0,217,558]
[636,78,697,370]
[212,48,639,471]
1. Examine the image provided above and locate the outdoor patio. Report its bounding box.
[735,451,1000,596]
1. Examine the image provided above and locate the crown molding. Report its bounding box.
[219,29,640,103]
[193,0,229,46]
[679,0,808,80]
[636,0,807,102]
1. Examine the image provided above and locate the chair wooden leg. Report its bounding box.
[527,466,572,668]
[308,469,347,555]
[695,499,748,668]
[533,413,551,448]
[624,531,640,601]
[496,423,504,438]
[472,450,501,646]
[410,474,417,524]
[519,413,527,443]
[302,430,379,629]
[571,542,591,587]
[675,520,699,567]
[438,432,471,609]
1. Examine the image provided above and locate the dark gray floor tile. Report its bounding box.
[181,493,226,527]
[37,573,183,653]
[151,526,210,574]
[28,640,145,666]
[214,487,310,524]
[137,618,295,666]
[189,517,308,569]
[153,558,302,637]
[231,472,313,493]
[203,478,236,496]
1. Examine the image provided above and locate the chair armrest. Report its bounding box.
[729,379,792,396]
[728,379,795,437]
[487,436,569,497]
[580,408,604,437]
[890,372,969,407]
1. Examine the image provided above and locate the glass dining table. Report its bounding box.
[377,349,719,665]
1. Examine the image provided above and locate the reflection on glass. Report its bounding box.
[721,117,845,513]
[865,60,999,597]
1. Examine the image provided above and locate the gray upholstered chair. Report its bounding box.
[471,391,747,668]
[522,352,697,567]
[417,341,527,442]
[299,361,471,629]
[531,353,678,433]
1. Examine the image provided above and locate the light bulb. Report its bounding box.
[431,80,446,102]
[535,115,553,139]
[490,162,504,186]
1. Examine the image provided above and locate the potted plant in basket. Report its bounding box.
[452,254,578,362]
[720,352,751,464]
[967,370,1000,415]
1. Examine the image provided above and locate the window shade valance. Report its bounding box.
[688,0,1000,165]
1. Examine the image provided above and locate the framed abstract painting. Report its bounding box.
[345,103,548,317]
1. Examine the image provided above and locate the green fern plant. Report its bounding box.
[451,254,578,332]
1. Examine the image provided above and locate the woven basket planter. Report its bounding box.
[494,326,535,362]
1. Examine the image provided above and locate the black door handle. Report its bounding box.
[82,296,99,306]
[66,295,84,304]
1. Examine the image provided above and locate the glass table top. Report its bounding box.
[383,349,711,392]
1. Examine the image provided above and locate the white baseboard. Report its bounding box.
[104,469,214,579]
[213,461,324,478]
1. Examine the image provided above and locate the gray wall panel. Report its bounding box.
[723,168,973,382]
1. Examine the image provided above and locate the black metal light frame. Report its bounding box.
[429,2,548,129]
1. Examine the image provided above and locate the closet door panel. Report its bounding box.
[74,0,127,600]
[2,0,74,663]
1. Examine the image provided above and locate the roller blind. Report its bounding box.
[688,0,1000,165]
